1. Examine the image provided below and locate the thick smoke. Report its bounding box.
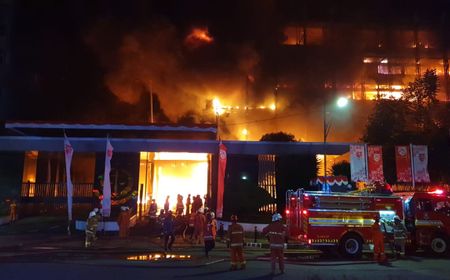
[86,20,261,123]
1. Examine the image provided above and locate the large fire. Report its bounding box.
[139,152,208,214]
[185,27,214,48]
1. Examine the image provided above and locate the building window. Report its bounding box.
[283,26,304,45]
[377,65,389,74]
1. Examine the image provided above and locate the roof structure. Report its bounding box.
[0,122,353,155]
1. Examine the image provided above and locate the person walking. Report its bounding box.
[262,213,287,275]
[203,212,215,258]
[227,214,246,270]
[210,212,218,240]
[163,210,175,252]
[392,215,408,258]
[117,206,131,238]
[372,214,387,263]
[85,208,100,248]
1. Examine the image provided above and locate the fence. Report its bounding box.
[21,182,94,198]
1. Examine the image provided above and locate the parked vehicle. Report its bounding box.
[286,188,450,258]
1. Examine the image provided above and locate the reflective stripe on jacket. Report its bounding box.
[228,223,244,247]
[262,221,286,248]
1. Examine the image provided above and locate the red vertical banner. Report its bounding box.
[367,145,384,182]
[395,146,412,182]
[216,142,227,219]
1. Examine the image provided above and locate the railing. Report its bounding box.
[21,182,94,198]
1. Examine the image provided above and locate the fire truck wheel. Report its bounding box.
[339,234,363,258]
[430,235,448,255]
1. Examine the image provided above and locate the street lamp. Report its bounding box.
[213,98,224,140]
[323,97,349,192]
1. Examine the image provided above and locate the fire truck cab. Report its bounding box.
[402,189,450,255]
[286,188,403,258]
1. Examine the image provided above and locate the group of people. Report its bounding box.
[372,214,408,263]
[227,213,288,274]
[149,193,206,219]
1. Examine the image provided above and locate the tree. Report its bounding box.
[362,69,450,183]
[331,160,350,178]
[402,69,438,133]
[260,132,318,212]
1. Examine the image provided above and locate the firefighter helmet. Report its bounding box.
[272,213,282,222]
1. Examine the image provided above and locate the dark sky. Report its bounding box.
[4,0,450,125]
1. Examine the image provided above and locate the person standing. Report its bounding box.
[117,206,131,238]
[203,212,215,258]
[163,210,175,252]
[9,199,17,223]
[372,214,387,263]
[85,208,100,248]
[227,215,246,270]
[186,194,191,216]
[262,213,287,275]
[392,215,408,258]
[164,195,170,213]
[194,208,206,244]
[210,212,218,240]
[176,194,184,217]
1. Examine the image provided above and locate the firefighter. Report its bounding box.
[193,208,205,244]
[9,199,17,223]
[227,214,246,270]
[148,199,158,230]
[262,213,287,274]
[163,210,175,252]
[85,208,100,248]
[203,212,215,258]
[372,214,386,263]
[210,211,217,240]
[117,206,131,238]
[392,215,407,258]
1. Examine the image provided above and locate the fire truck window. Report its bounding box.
[417,200,433,212]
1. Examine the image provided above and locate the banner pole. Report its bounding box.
[410,144,415,189]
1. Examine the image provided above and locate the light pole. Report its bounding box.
[323,97,348,192]
[213,98,224,140]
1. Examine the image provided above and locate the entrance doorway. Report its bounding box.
[138,152,209,216]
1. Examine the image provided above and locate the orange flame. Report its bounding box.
[185,27,213,47]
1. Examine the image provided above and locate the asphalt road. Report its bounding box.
[1,252,450,280]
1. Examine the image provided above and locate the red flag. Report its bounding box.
[216,142,227,219]
[395,146,412,182]
[367,146,384,182]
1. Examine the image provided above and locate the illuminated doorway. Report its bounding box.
[138,152,209,216]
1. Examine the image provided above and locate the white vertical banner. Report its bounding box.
[412,145,431,183]
[102,138,114,217]
[350,144,368,182]
[64,135,74,221]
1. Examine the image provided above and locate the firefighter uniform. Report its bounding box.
[262,213,287,274]
[372,215,386,263]
[228,215,246,270]
[392,216,407,257]
[117,206,131,238]
[85,209,100,248]
[9,200,17,223]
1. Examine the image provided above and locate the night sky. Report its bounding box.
[3,0,450,127]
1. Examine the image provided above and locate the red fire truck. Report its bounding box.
[286,188,450,257]
[401,189,450,255]
[285,188,403,258]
